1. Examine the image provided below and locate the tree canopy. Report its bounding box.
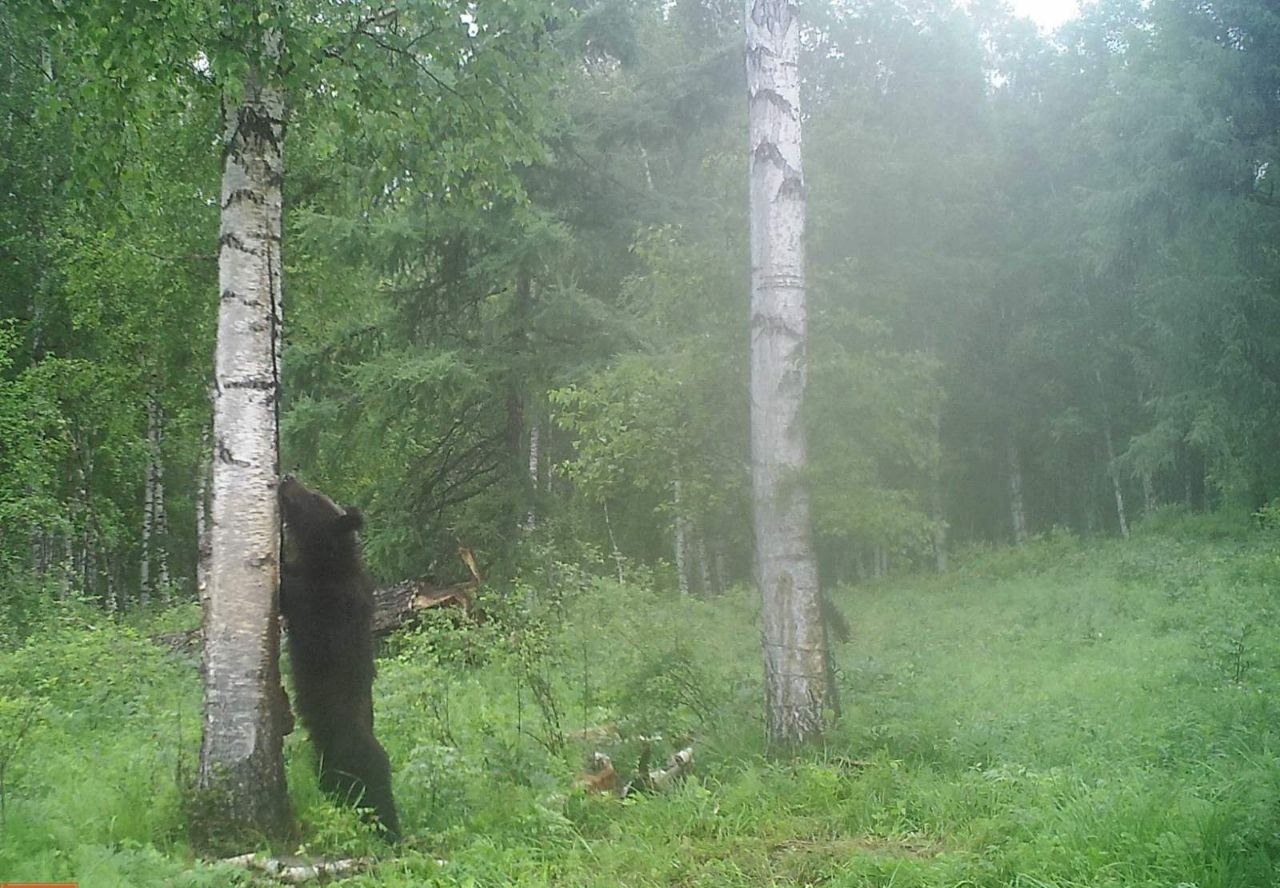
[2,0,1278,611]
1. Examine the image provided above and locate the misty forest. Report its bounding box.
[3,0,1280,884]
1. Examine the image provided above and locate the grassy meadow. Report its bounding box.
[3,509,1280,886]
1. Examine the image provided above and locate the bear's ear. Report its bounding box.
[337,506,364,533]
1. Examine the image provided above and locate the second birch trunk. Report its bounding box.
[746,0,830,748]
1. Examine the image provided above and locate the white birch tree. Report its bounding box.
[673,479,690,596]
[746,0,831,747]
[194,27,291,846]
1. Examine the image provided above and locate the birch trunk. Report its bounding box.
[525,422,540,530]
[673,480,690,597]
[196,424,212,599]
[195,52,291,846]
[153,400,172,601]
[545,413,556,495]
[141,393,161,608]
[747,0,830,747]
[1103,422,1129,538]
[60,531,73,600]
[1141,471,1155,515]
[141,452,153,609]
[1008,440,1028,546]
[102,558,117,614]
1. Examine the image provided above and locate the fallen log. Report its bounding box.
[372,545,482,634]
[151,577,476,649]
[220,853,370,883]
[370,578,476,634]
[154,543,482,649]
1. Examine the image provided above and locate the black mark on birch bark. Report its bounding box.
[751,88,794,115]
[223,188,266,209]
[777,174,806,201]
[219,233,261,255]
[217,442,250,467]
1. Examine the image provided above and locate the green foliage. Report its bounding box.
[5,524,1280,884]
[0,606,200,875]
[807,314,942,562]
[7,0,1279,603]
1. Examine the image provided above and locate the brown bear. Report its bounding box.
[278,475,400,841]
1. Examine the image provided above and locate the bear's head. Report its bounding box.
[279,475,364,569]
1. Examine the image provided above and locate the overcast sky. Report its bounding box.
[1009,0,1081,30]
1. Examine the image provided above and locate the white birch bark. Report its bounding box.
[141,393,160,608]
[1141,472,1155,515]
[673,480,690,597]
[103,562,117,614]
[1103,423,1129,538]
[1008,441,1028,546]
[525,422,540,530]
[196,422,213,598]
[60,531,73,600]
[141,459,153,608]
[154,400,172,600]
[195,46,291,843]
[746,0,830,747]
[545,413,556,495]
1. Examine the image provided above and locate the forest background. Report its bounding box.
[2,0,1280,883]
[2,0,1278,609]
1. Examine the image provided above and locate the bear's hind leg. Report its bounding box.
[319,732,400,842]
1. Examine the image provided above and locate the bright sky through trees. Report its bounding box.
[1010,0,1081,30]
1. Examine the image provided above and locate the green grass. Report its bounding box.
[3,511,1280,885]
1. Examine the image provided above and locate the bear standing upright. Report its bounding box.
[278,475,400,841]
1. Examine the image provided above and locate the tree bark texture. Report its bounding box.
[154,401,172,600]
[1103,421,1129,538]
[746,0,830,748]
[196,424,213,598]
[195,59,291,846]
[141,392,171,605]
[526,422,540,530]
[140,399,154,609]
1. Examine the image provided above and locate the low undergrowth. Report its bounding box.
[2,510,1279,886]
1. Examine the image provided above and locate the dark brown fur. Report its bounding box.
[279,475,400,840]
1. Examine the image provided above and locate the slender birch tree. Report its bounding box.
[194,22,291,846]
[746,0,831,747]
